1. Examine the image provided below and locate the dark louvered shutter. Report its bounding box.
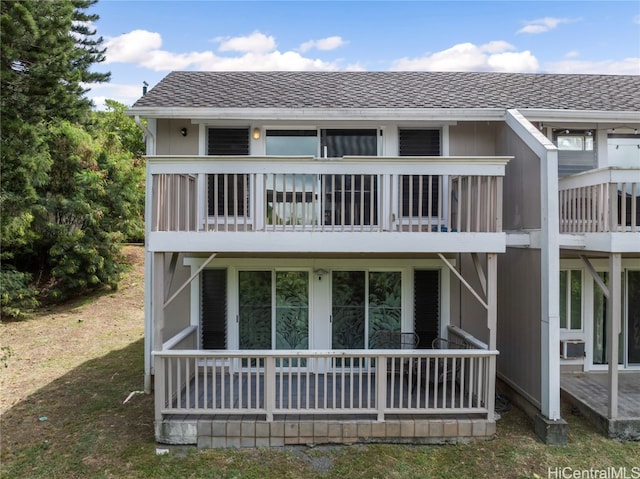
[414,269,439,349]
[201,269,227,349]
[207,128,249,155]
[207,128,250,216]
[399,129,441,217]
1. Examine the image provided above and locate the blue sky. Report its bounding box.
[86,1,640,108]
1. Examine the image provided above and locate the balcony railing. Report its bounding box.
[148,156,508,235]
[559,168,640,233]
[154,348,497,422]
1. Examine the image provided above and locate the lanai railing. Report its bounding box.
[559,167,640,233]
[148,156,508,235]
[154,325,497,423]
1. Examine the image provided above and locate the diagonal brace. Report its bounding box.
[438,253,488,310]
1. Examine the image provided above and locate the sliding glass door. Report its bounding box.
[593,270,640,367]
[238,270,309,351]
[331,271,402,351]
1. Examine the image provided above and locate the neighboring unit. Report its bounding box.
[128,71,640,447]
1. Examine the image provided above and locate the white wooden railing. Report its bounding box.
[153,348,497,422]
[559,168,640,233]
[148,156,508,234]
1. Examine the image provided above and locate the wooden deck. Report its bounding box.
[561,371,640,440]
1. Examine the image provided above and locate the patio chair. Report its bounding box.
[430,337,469,384]
[371,331,420,387]
[371,331,419,350]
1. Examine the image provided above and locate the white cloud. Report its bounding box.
[104,30,162,64]
[487,51,539,72]
[544,57,640,75]
[299,36,347,52]
[565,51,580,59]
[102,29,343,72]
[517,17,575,34]
[391,41,539,73]
[83,82,145,109]
[215,31,276,54]
[634,15,640,24]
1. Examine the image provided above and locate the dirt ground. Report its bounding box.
[0,245,145,416]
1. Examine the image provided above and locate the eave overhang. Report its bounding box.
[125,107,507,122]
[517,109,640,124]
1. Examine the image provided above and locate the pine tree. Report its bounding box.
[1,0,111,316]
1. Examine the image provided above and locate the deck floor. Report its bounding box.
[561,371,640,439]
[174,371,474,411]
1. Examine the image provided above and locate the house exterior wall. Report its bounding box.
[153,119,502,158]
[156,119,198,155]
[449,253,491,345]
[449,122,498,156]
[495,122,544,406]
[162,253,192,342]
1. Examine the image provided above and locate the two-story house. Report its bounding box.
[128,71,639,447]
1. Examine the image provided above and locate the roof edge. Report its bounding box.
[125,107,508,121]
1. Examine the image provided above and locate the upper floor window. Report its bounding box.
[322,129,377,157]
[265,129,378,158]
[556,131,594,152]
[554,129,596,177]
[207,128,249,217]
[266,130,318,156]
[399,129,441,217]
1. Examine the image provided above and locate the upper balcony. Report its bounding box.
[559,167,640,252]
[146,156,510,254]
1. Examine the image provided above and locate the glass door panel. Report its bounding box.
[266,174,319,227]
[275,271,309,350]
[238,271,272,350]
[331,271,365,349]
[592,272,624,365]
[368,272,402,348]
[627,270,640,365]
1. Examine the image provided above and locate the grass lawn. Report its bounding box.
[1,246,638,478]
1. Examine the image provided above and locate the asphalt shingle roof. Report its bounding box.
[131,71,640,112]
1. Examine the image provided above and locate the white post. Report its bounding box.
[265,356,275,421]
[487,253,497,419]
[376,354,387,422]
[154,355,164,423]
[540,148,561,421]
[608,253,621,419]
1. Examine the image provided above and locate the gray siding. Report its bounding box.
[156,119,199,155]
[499,124,541,231]
[449,122,498,157]
[496,123,543,406]
[162,253,192,342]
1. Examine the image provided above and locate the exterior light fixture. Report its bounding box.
[180,127,187,137]
[252,127,261,140]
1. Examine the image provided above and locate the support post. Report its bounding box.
[376,355,387,422]
[152,252,165,424]
[486,253,497,419]
[607,253,621,419]
[265,356,275,422]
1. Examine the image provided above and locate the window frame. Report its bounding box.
[560,269,583,332]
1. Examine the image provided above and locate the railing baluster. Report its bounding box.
[408,174,414,231]
[621,182,627,231]
[632,183,638,232]
[418,175,424,231]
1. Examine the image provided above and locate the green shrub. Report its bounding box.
[0,268,39,319]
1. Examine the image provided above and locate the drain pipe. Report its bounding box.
[134,115,155,155]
